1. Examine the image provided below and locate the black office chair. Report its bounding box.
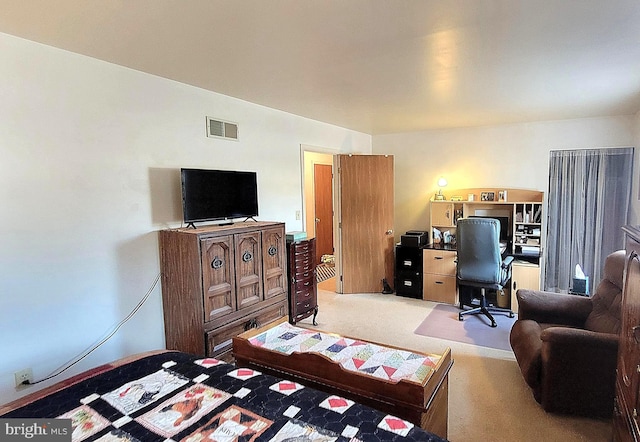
[456,217,514,327]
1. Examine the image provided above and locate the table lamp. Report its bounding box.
[435,177,447,200]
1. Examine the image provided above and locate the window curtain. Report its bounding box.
[544,147,633,292]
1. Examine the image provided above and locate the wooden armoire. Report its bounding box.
[613,225,640,441]
[159,221,288,361]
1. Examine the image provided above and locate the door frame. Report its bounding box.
[301,146,376,293]
[300,145,340,290]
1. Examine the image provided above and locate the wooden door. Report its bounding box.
[201,235,236,322]
[314,163,333,264]
[336,154,394,294]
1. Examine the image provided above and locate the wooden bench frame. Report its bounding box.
[233,319,452,439]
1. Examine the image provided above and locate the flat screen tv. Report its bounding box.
[181,168,258,227]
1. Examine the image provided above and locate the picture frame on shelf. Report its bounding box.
[480,191,495,201]
[498,190,507,202]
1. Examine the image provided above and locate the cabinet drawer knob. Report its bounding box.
[242,251,253,262]
[211,256,224,269]
[268,245,277,256]
[434,256,443,260]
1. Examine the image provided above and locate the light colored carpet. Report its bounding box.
[414,303,516,351]
[301,284,611,442]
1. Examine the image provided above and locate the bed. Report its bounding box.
[0,350,447,441]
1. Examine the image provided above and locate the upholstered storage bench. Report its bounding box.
[233,319,453,439]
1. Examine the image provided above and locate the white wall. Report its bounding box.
[0,32,371,403]
[373,116,637,241]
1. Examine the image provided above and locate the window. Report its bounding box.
[544,147,633,292]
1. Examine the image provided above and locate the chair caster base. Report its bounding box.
[458,302,512,327]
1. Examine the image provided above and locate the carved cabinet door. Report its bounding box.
[234,232,263,309]
[201,235,236,322]
[261,226,286,299]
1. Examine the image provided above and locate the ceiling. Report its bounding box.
[1,0,640,135]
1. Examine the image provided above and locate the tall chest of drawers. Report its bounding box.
[287,237,319,325]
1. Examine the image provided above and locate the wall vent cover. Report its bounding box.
[206,117,238,141]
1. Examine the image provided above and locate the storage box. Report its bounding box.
[572,277,589,295]
[286,231,307,242]
[401,230,428,248]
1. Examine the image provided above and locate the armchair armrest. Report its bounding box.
[502,255,514,269]
[540,326,618,350]
[516,289,592,326]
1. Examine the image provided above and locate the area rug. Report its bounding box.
[414,303,517,351]
[316,263,335,283]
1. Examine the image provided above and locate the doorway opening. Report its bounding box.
[301,149,395,294]
[301,147,336,292]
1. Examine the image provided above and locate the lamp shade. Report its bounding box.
[437,177,448,188]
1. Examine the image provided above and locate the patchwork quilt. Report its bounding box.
[247,322,441,385]
[3,351,446,442]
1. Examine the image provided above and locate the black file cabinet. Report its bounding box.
[395,245,423,299]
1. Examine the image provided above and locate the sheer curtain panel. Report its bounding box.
[544,147,633,292]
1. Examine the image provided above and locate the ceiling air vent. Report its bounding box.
[206,117,238,141]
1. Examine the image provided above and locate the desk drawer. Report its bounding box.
[423,274,457,304]
[396,271,423,299]
[423,249,456,276]
[396,245,423,272]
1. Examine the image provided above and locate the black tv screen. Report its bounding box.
[181,168,258,225]
[469,215,510,242]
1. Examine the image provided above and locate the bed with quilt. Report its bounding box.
[0,350,446,441]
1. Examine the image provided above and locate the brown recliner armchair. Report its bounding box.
[509,250,625,418]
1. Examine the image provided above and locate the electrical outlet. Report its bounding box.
[295,210,301,220]
[14,368,33,389]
